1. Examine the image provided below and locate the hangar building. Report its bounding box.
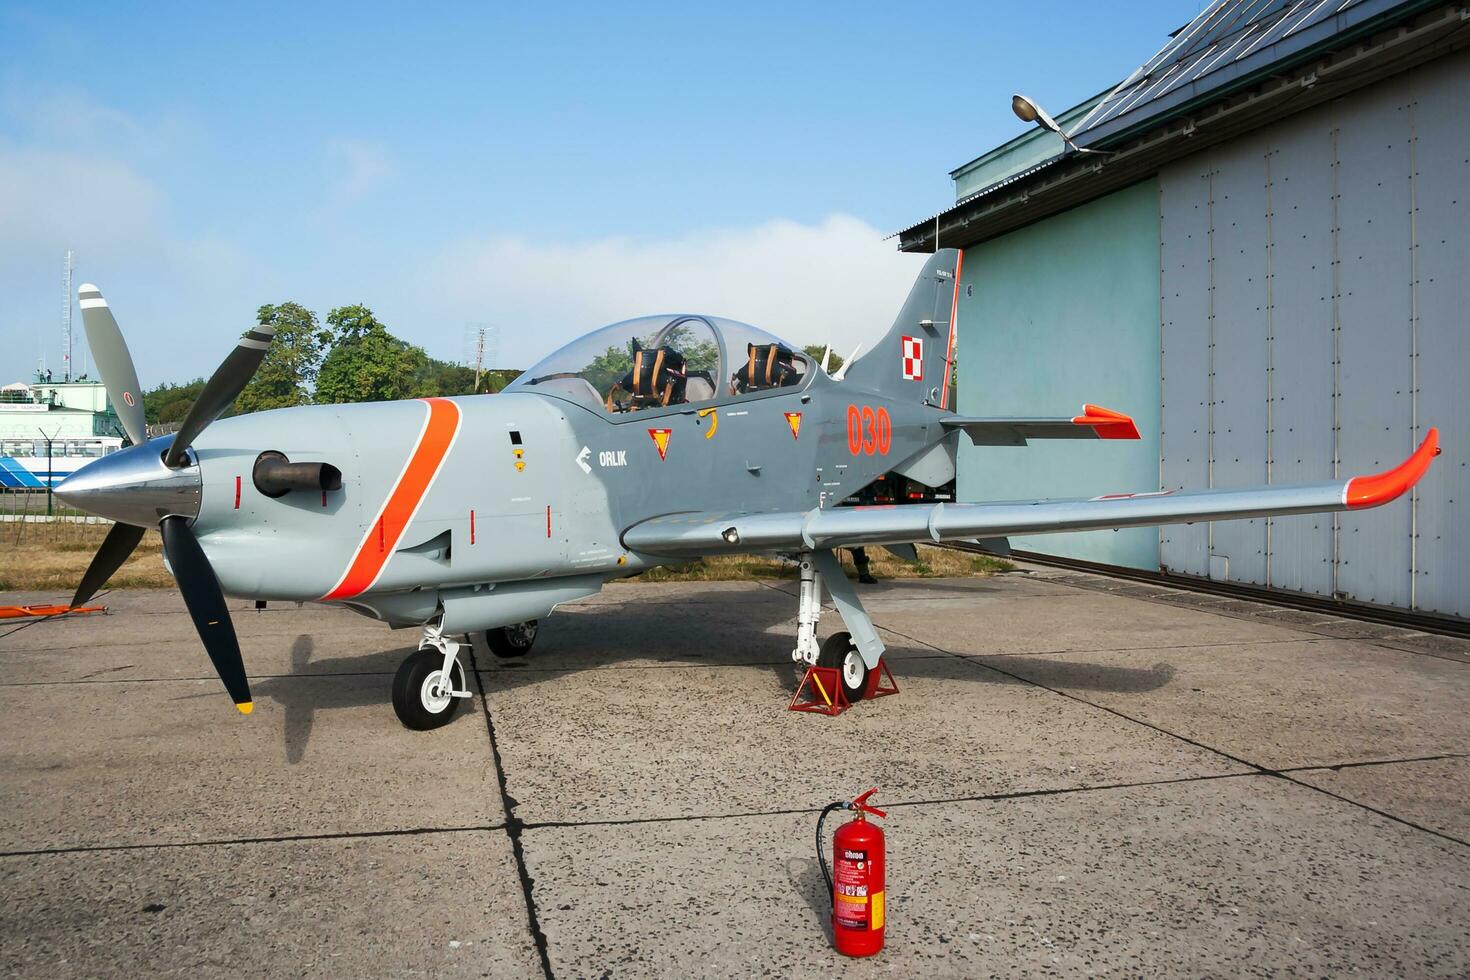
[897,0,1469,623]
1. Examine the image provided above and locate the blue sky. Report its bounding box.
[1,1,1196,386]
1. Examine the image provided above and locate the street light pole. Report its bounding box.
[38,427,56,517]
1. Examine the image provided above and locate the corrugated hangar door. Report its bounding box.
[1159,50,1469,617]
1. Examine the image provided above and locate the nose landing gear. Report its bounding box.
[791,550,891,708]
[392,622,473,730]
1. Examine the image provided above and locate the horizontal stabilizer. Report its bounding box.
[941,404,1140,445]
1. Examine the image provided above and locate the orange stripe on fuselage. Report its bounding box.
[321,398,461,601]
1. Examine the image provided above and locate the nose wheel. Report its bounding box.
[393,622,473,730]
[817,631,876,705]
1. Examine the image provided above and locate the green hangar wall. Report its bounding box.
[955,180,1162,570]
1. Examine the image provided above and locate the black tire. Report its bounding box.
[486,620,539,658]
[817,631,868,705]
[392,648,466,731]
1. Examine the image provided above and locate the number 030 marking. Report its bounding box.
[846,405,892,456]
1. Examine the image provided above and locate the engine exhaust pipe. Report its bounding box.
[253,451,342,498]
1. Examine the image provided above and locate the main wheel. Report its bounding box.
[392,649,466,731]
[486,620,539,658]
[817,631,868,705]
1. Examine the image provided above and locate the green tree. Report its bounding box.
[236,302,328,414]
[482,369,520,393]
[414,357,476,396]
[803,344,843,373]
[142,379,211,425]
[314,305,432,404]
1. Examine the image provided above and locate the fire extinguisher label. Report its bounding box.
[833,848,871,930]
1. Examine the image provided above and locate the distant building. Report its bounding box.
[896,1,1468,620]
[0,377,127,488]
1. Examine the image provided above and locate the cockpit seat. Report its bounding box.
[607,345,687,411]
[731,342,800,394]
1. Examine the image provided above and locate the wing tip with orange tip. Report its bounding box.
[1072,404,1141,441]
[1344,427,1440,510]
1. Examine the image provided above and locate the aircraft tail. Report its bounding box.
[840,248,963,409]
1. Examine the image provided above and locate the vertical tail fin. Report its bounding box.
[841,249,962,408]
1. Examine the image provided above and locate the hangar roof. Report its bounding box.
[895,0,1465,252]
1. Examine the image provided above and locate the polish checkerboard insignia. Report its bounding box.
[901,336,923,381]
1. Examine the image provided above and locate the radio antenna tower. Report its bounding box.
[62,250,74,382]
[473,327,486,392]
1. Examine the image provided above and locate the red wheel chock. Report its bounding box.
[789,666,849,716]
[789,660,900,716]
[865,658,900,700]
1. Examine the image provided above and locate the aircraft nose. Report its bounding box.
[56,440,203,527]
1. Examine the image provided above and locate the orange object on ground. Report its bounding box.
[789,666,850,716]
[0,604,107,620]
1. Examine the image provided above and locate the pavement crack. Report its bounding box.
[469,644,555,980]
[517,771,1267,832]
[874,621,1470,852]
[0,823,505,859]
[1279,752,1470,775]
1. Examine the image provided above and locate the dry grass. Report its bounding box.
[628,545,1011,583]
[0,522,1012,594]
[0,522,175,593]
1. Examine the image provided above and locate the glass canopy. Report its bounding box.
[507,315,810,414]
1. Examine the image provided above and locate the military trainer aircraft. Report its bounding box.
[57,251,1441,729]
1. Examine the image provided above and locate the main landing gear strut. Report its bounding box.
[792,550,889,705]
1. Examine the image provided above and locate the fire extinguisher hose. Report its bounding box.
[815,800,849,893]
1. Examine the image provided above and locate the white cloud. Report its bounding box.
[0,145,164,265]
[427,214,926,368]
[0,93,253,386]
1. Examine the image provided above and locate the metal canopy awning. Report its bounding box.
[895,0,1468,253]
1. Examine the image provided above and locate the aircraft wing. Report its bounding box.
[939,404,1141,446]
[623,429,1439,558]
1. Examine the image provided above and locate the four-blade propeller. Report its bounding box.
[72,284,273,714]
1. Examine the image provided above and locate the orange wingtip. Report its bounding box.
[1345,428,1440,510]
[1071,404,1141,440]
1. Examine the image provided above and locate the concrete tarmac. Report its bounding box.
[2,565,1468,977]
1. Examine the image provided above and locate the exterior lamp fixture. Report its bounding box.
[1011,93,1111,156]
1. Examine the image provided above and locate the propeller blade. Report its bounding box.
[163,321,275,468]
[70,522,146,608]
[159,515,252,713]
[77,285,148,446]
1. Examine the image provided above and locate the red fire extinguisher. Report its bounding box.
[817,787,887,957]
